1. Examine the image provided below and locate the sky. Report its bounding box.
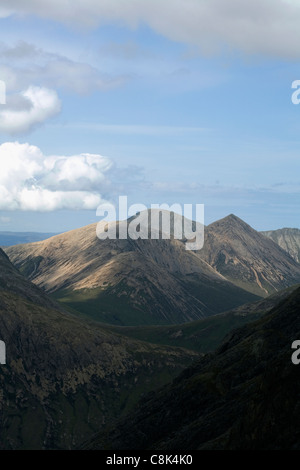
[0,0,300,233]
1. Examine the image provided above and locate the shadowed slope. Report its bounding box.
[84,286,300,450]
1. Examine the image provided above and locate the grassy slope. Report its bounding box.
[51,275,260,327]
[58,285,298,355]
[52,286,299,356]
[103,311,263,354]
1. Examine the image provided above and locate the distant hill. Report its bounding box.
[83,285,300,450]
[0,231,58,246]
[262,228,300,263]
[197,214,300,297]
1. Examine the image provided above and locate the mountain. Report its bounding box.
[262,228,300,263]
[0,231,58,246]
[83,285,300,450]
[197,214,300,297]
[0,247,198,449]
[4,213,259,326]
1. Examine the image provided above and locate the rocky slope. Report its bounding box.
[0,248,198,449]
[84,285,300,450]
[197,214,300,297]
[4,213,259,326]
[262,228,300,263]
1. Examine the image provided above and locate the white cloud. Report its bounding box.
[42,152,113,191]
[0,142,112,211]
[0,41,127,94]
[1,0,300,58]
[0,87,61,135]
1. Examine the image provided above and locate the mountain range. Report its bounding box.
[5,212,300,326]
[4,215,259,326]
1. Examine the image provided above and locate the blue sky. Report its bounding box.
[0,0,299,232]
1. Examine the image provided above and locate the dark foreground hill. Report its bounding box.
[0,248,197,449]
[84,286,300,450]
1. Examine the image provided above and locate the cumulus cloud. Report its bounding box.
[0,142,112,211]
[0,87,61,135]
[1,0,300,59]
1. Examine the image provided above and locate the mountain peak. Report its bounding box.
[199,213,300,297]
[208,213,253,233]
[221,213,246,223]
